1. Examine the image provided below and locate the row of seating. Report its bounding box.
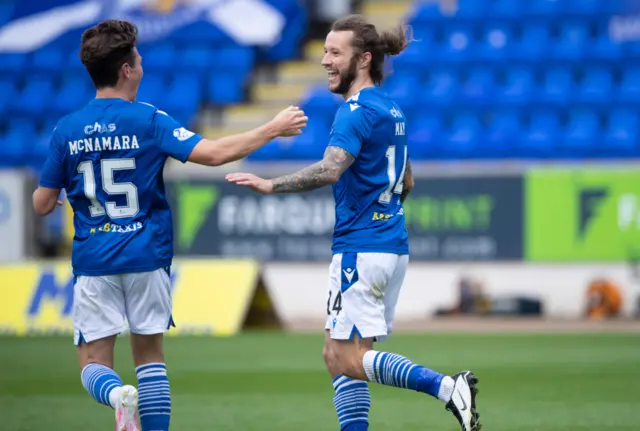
[410,0,636,21]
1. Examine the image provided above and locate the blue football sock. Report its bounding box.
[362,350,454,401]
[81,363,123,408]
[136,363,171,431]
[333,374,370,430]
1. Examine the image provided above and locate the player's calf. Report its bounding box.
[77,335,125,409]
[132,334,171,431]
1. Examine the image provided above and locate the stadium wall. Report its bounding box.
[1,260,638,337]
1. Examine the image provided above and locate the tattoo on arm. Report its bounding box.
[271,146,355,193]
[400,160,413,203]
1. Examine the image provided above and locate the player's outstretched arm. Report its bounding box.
[400,160,414,203]
[187,106,308,166]
[225,145,355,194]
[33,187,63,216]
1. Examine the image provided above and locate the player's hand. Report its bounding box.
[225,173,274,194]
[271,106,308,137]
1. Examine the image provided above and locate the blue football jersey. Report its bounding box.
[39,98,202,276]
[329,87,409,255]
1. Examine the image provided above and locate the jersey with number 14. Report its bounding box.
[329,87,409,255]
[39,98,202,276]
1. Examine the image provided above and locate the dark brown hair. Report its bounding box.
[332,14,410,86]
[79,20,138,89]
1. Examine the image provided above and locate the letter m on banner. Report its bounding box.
[27,271,74,317]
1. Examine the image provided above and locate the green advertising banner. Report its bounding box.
[526,168,640,261]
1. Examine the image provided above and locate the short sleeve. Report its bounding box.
[39,127,66,189]
[327,105,375,158]
[151,110,202,163]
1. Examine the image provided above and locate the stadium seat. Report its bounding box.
[520,110,560,156]
[136,73,167,108]
[459,68,495,105]
[440,26,474,63]
[11,76,55,116]
[526,0,564,16]
[423,69,459,106]
[476,24,513,61]
[590,24,623,60]
[409,2,444,23]
[142,43,175,70]
[482,110,521,156]
[560,109,600,156]
[207,73,246,105]
[497,67,534,105]
[513,23,551,61]
[408,112,443,159]
[0,78,17,117]
[181,45,215,73]
[30,45,65,74]
[603,109,639,155]
[577,67,613,104]
[568,0,607,15]
[538,67,574,105]
[215,47,255,74]
[0,53,27,74]
[617,67,640,103]
[485,0,522,19]
[164,74,202,125]
[552,22,589,60]
[385,74,421,112]
[444,112,481,157]
[455,0,484,18]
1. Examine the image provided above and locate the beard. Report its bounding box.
[329,55,358,96]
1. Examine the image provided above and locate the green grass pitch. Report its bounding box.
[0,332,638,430]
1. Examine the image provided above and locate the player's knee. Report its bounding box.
[131,333,164,367]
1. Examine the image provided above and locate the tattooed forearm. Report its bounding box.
[271,146,355,193]
[400,160,413,203]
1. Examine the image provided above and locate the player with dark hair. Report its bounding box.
[227,14,480,431]
[32,19,307,431]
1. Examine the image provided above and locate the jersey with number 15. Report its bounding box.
[329,87,409,255]
[39,98,202,276]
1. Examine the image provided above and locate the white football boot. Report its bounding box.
[445,371,481,431]
[114,385,140,431]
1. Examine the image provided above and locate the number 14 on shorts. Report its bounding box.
[327,290,343,315]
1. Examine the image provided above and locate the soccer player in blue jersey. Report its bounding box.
[227,14,481,431]
[32,20,307,431]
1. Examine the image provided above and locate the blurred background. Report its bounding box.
[1,1,639,430]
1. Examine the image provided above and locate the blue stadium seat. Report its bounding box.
[393,38,430,69]
[409,2,444,23]
[181,45,215,73]
[11,76,55,116]
[444,112,481,157]
[423,69,459,106]
[603,109,638,155]
[590,24,623,60]
[552,22,589,60]
[0,78,17,117]
[482,110,521,156]
[476,24,513,61]
[617,67,640,103]
[520,110,559,156]
[561,109,600,155]
[485,0,523,19]
[456,0,484,18]
[538,67,574,105]
[385,74,421,111]
[30,45,65,74]
[214,47,255,74]
[207,73,245,105]
[142,43,175,70]
[568,0,607,15]
[459,68,495,105]
[0,3,13,26]
[137,73,167,108]
[164,74,202,125]
[440,26,474,63]
[526,0,564,16]
[408,112,443,159]
[498,67,534,105]
[0,119,34,166]
[577,67,613,103]
[0,53,27,75]
[513,23,550,61]
[52,73,92,115]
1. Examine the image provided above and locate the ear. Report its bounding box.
[358,51,372,70]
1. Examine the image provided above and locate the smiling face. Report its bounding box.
[321,30,360,96]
